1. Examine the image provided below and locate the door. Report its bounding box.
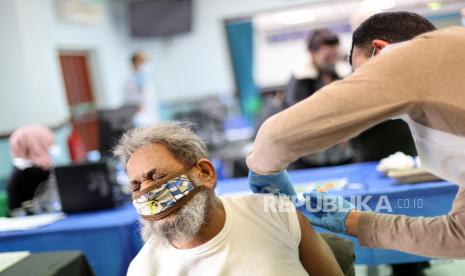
[59,52,99,151]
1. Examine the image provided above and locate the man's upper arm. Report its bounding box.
[297,211,343,276]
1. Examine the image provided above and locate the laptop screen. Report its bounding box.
[54,161,117,213]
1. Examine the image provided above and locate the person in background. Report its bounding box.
[284,28,353,168]
[124,51,159,126]
[284,28,350,107]
[7,125,54,214]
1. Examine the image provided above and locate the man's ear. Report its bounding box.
[372,39,390,55]
[191,158,217,190]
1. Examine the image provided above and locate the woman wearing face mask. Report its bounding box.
[247,25,465,258]
[7,125,55,215]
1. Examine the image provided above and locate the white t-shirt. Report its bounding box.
[127,194,309,276]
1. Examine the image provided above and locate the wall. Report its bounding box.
[128,0,465,102]
[126,0,322,102]
[0,0,322,133]
[0,0,131,135]
[0,0,68,134]
[0,0,324,180]
[0,0,131,180]
[44,0,131,109]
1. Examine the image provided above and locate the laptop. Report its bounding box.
[54,161,118,213]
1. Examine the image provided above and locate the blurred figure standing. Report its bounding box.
[7,125,54,213]
[124,52,159,126]
[284,29,352,168]
[284,28,350,107]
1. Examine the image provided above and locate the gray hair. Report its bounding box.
[113,122,208,167]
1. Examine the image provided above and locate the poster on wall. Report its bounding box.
[56,0,104,25]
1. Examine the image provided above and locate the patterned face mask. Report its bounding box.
[133,174,200,220]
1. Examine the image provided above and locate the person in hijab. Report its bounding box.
[7,125,54,212]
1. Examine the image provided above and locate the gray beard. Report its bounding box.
[140,189,210,245]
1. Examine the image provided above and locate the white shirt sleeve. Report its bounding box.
[257,195,301,248]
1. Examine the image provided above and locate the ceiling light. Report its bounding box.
[360,0,396,12]
[273,9,316,25]
[427,2,442,11]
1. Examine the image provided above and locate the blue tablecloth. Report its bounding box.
[0,203,142,276]
[216,162,459,265]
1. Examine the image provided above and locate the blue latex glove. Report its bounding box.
[248,170,353,233]
[297,191,354,234]
[248,170,297,197]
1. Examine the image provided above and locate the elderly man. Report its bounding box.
[114,122,348,276]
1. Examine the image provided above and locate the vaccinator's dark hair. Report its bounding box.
[349,11,436,64]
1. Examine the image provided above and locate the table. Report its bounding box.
[1,251,94,276]
[0,162,459,272]
[216,162,459,265]
[0,203,142,276]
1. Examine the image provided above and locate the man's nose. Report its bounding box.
[141,179,155,191]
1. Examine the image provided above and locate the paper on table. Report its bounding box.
[294,178,349,193]
[0,251,30,272]
[0,213,65,232]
